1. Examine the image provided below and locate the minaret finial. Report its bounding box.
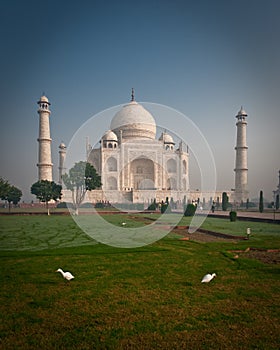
[131,88,135,102]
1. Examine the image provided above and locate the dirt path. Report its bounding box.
[172,228,239,243]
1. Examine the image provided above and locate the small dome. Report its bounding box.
[39,95,49,103]
[102,130,118,141]
[159,132,174,144]
[59,142,66,149]
[110,101,156,140]
[236,106,247,117]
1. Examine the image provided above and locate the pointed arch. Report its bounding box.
[106,157,117,172]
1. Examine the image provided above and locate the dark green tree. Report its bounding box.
[276,194,279,210]
[160,197,171,214]
[229,210,237,222]
[31,180,62,215]
[62,161,101,214]
[222,192,229,211]
[148,198,157,211]
[259,190,264,213]
[6,185,22,212]
[0,177,9,199]
[184,203,196,216]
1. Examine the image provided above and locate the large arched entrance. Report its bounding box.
[130,158,155,190]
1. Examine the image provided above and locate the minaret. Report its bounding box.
[37,95,53,181]
[273,170,280,203]
[58,142,67,184]
[234,106,249,203]
[86,136,92,160]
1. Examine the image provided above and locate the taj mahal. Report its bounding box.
[36,90,250,207]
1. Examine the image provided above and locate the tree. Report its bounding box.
[6,185,22,212]
[222,192,229,211]
[0,177,9,199]
[184,203,196,216]
[147,198,157,211]
[259,190,264,213]
[229,210,237,222]
[62,161,102,214]
[1,179,22,212]
[31,180,62,215]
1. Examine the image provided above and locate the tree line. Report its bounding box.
[1,161,101,214]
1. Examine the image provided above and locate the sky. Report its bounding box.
[0,0,279,202]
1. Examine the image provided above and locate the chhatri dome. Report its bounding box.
[38,95,50,104]
[102,130,118,141]
[159,131,175,144]
[110,89,156,141]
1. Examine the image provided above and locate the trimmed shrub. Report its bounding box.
[147,201,157,211]
[161,203,171,214]
[222,192,229,211]
[116,203,144,211]
[95,202,106,208]
[229,211,237,222]
[56,201,67,208]
[259,190,264,213]
[80,202,94,208]
[184,203,196,216]
[56,202,73,209]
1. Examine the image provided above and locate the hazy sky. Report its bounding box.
[0,0,279,202]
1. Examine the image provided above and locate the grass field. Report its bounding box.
[0,214,280,349]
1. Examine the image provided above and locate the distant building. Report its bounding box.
[86,91,189,204]
[36,92,240,207]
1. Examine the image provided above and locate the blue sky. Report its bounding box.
[0,0,279,201]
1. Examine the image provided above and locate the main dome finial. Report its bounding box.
[131,88,135,102]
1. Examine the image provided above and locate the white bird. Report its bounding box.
[56,268,74,281]
[201,273,216,283]
[122,222,126,226]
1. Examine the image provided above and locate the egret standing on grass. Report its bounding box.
[201,273,216,283]
[56,268,74,281]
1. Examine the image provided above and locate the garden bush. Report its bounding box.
[147,201,157,211]
[161,203,171,213]
[229,210,237,221]
[184,203,196,216]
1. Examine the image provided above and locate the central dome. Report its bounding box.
[110,100,156,141]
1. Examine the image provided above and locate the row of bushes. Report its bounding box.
[57,201,237,221]
[183,203,237,221]
[114,203,145,211]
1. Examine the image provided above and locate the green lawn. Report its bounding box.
[0,214,279,349]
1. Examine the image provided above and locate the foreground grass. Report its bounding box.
[0,215,280,349]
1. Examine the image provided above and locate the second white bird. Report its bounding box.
[56,268,75,281]
[201,273,216,283]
